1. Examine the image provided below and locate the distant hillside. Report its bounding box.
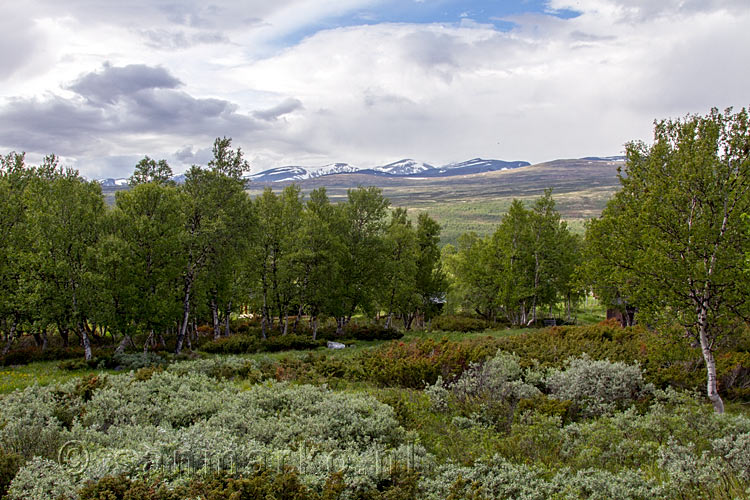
[247,157,625,244]
[248,157,529,183]
[99,157,623,244]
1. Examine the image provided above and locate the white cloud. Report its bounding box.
[0,0,748,177]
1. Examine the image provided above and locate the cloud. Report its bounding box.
[0,65,266,170]
[253,98,304,121]
[69,64,182,104]
[1,0,749,178]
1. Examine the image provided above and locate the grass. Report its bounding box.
[0,362,115,394]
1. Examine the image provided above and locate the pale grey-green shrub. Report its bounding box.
[166,355,262,381]
[420,455,553,500]
[657,438,724,493]
[6,457,77,500]
[546,354,650,417]
[449,351,541,404]
[421,455,663,500]
[0,385,67,459]
[208,382,405,451]
[82,371,236,430]
[712,432,750,481]
[548,467,664,500]
[425,351,540,428]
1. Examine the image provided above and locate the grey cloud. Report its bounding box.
[0,6,45,80]
[363,92,415,108]
[139,29,230,50]
[253,98,303,121]
[174,145,197,162]
[570,31,616,42]
[0,64,263,158]
[402,31,462,69]
[69,64,182,104]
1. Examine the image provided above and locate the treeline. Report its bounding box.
[0,139,446,359]
[442,190,583,325]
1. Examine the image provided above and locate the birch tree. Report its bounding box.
[586,107,750,413]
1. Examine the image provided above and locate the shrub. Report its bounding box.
[546,354,652,417]
[0,385,67,459]
[261,334,325,352]
[6,456,78,500]
[199,334,259,354]
[166,356,263,382]
[355,338,501,388]
[425,351,541,430]
[318,324,404,342]
[82,371,236,430]
[208,382,405,452]
[430,315,493,333]
[1,346,86,366]
[0,448,23,499]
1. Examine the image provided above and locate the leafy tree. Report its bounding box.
[586,107,750,413]
[25,167,105,359]
[292,188,342,338]
[414,213,448,326]
[0,153,34,354]
[331,186,389,333]
[380,208,418,329]
[208,136,250,181]
[106,182,186,351]
[129,156,173,186]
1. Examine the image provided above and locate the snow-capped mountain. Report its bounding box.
[249,163,359,183]
[97,157,536,187]
[422,158,531,177]
[97,178,130,187]
[581,156,626,162]
[308,163,360,178]
[373,159,435,176]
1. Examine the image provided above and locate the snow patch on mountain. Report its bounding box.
[374,159,435,176]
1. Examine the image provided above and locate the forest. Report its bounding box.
[0,109,749,500]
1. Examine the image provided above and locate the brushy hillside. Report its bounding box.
[2,320,750,500]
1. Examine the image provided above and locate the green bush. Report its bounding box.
[546,354,652,417]
[318,324,404,342]
[430,315,494,333]
[199,334,259,354]
[0,448,23,499]
[2,346,87,366]
[355,338,502,388]
[261,334,325,352]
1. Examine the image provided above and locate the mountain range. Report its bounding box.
[96,157,531,187]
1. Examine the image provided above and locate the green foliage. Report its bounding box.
[444,190,582,325]
[546,354,651,417]
[0,448,23,499]
[355,338,501,388]
[584,107,750,412]
[430,315,492,333]
[5,456,77,500]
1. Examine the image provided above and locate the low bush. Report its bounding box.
[166,355,263,382]
[546,354,652,417]
[199,334,324,355]
[318,324,403,342]
[425,351,541,431]
[261,334,325,352]
[199,334,259,354]
[430,315,493,333]
[0,448,23,499]
[1,346,87,366]
[354,338,502,388]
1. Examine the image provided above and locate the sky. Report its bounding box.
[0,0,748,178]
